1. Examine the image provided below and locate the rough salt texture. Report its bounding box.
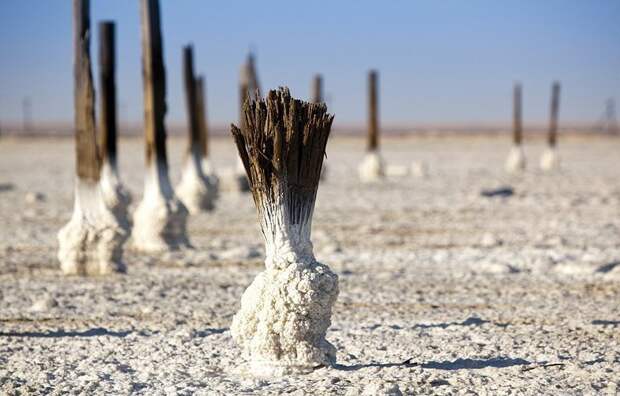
[176,155,216,214]
[100,160,131,226]
[1,136,619,394]
[358,150,385,182]
[540,147,560,171]
[57,180,127,275]
[411,160,429,178]
[132,162,190,252]
[231,258,339,376]
[505,145,526,173]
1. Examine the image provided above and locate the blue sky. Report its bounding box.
[0,1,619,126]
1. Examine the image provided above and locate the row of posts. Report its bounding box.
[75,0,569,194]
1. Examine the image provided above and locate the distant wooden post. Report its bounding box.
[98,21,117,168]
[239,64,249,130]
[247,53,261,100]
[312,74,323,103]
[22,97,32,134]
[513,83,522,145]
[140,0,168,168]
[74,0,100,181]
[195,75,208,157]
[182,45,200,156]
[548,82,560,147]
[367,70,379,151]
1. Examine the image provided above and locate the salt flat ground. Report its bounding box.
[0,134,619,395]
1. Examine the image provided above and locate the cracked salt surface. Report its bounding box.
[0,135,618,394]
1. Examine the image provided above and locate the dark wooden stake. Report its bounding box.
[312,74,323,104]
[195,75,208,157]
[247,53,261,100]
[182,45,200,156]
[367,70,379,151]
[98,21,117,168]
[140,0,168,167]
[239,64,250,130]
[22,97,32,133]
[513,82,522,145]
[74,0,100,181]
[548,82,560,147]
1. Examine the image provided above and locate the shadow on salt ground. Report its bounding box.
[192,328,228,337]
[591,320,620,326]
[596,261,620,273]
[411,316,509,329]
[422,357,530,370]
[0,183,14,192]
[0,327,230,339]
[334,357,530,372]
[365,316,508,331]
[0,327,131,338]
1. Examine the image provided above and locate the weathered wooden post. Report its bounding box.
[311,74,330,180]
[176,45,216,213]
[359,69,385,182]
[58,0,127,275]
[312,74,323,103]
[195,75,218,184]
[132,0,190,252]
[230,88,338,376]
[195,76,207,159]
[98,21,131,222]
[505,82,526,172]
[221,57,253,192]
[22,97,32,133]
[540,81,561,170]
[239,62,250,129]
[247,52,261,100]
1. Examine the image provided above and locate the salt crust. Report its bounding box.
[132,162,190,252]
[505,145,526,173]
[358,150,385,183]
[58,179,127,275]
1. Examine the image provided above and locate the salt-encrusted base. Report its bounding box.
[132,163,190,253]
[231,259,339,376]
[219,158,250,192]
[411,160,429,178]
[58,179,127,275]
[505,145,526,173]
[176,156,216,214]
[100,161,131,226]
[201,158,220,189]
[540,147,560,171]
[358,151,385,183]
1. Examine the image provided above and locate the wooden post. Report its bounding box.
[98,21,117,168]
[239,64,249,130]
[140,0,168,168]
[312,74,323,104]
[548,82,560,147]
[74,0,100,181]
[513,83,522,145]
[367,70,379,151]
[247,53,261,99]
[22,97,32,133]
[195,75,208,157]
[182,45,200,156]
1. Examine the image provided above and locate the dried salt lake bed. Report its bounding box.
[0,135,619,395]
